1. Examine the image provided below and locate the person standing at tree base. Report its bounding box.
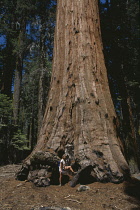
[59,154,76,186]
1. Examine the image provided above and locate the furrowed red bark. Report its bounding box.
[21,0,129,184]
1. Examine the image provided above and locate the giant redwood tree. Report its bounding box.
[17,0,129,185]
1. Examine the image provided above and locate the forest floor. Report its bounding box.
[0,164,140,210]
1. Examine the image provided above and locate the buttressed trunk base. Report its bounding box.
[18,0,129,185]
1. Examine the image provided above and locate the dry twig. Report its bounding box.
[65,198,82,204]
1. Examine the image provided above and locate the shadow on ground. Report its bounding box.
[124,178,140,208]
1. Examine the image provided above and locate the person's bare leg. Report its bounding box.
[65,166,75,173]
[67,173,73,180]
[59,172,62,186]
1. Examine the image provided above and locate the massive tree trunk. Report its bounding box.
[37,15,48,136]
[37,0,53,136]
[18,0,129,185]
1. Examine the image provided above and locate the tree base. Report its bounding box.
[16,151,129,187]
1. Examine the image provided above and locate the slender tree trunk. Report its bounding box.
[121,73,140,173]
[13,55,23,124]
[22,0,129,184]
[1,10,17,98]
[13,20,25,124]
[1,41,15,97]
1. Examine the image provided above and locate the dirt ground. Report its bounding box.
[0,164,140,210]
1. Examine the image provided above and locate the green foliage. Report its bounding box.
[0,94,13,125]
[11,129,29,150]
[0,94,29,149]
[0,0,56,163]
[19,56,52,141]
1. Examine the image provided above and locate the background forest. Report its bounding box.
[0,0,139,173]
